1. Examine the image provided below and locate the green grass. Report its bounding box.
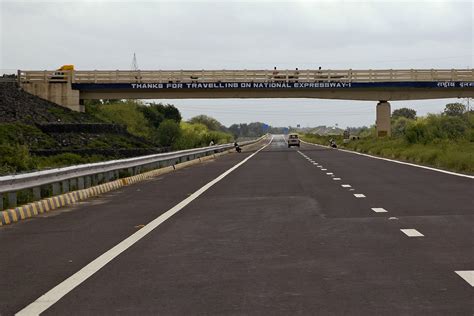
[0,123,56,149]
[301,134,474,174]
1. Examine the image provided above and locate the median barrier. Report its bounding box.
[0,135,267,226]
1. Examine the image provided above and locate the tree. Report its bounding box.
[161,104,182,123]
[140,105,165,128]
[157,119,181,147]
[140,103,182,128]
[188,115,227,132]
[444,103,466,116]
[392,108,417,120]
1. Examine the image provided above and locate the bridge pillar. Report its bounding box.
[376,101,391,137]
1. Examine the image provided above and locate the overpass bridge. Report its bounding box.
[19,68,474,136]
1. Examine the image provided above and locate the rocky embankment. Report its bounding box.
[0,83,159,161]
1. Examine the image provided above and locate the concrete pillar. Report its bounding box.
[376,101,391,137]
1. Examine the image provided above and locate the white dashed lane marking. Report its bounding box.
[321,169,327,171]
[333,178,341,181]
[400,229,424,237]
[371,208,388,213]
[326,172,334,175]
[341,184,351,188]
[354,194,366,198]
[455,271,474,287]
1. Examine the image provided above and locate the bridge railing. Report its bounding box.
[18,69,474,84]
[0,136,266,211]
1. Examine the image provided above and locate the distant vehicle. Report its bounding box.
[51,64,74,82]
[287,133,300,148]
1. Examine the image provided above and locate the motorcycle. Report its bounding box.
[234,142,242,153]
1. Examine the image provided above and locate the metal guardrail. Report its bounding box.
[18,69,474,84]
[0,137,265,210]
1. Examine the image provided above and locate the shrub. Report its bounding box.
[91,100,152,139]
[392,117,410,137]
[0,143,36,174]
[157,119,181,147]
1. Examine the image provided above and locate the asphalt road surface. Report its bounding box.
[1,135,473,315]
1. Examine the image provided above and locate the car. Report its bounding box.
[287,133,300,147]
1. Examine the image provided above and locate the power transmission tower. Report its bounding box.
[131,53,139,71]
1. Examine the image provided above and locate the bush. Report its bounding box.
[392,117,410,137]
[404,115,469,144]
[173,122,233,150]
[0,143,36,174]
[156,119,181,147]
[91,100,152,139]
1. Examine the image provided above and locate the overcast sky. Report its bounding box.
[1,0,473,127]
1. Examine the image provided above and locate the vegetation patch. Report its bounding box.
[301,103,474,174]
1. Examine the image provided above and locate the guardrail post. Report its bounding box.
[85,176,92,188]
[8,192,17,208]
[62,180,70,193]
[90,175,96,186]
[70,178,77,191]
[0,193,3,210]
[128,167,134,176]
[32,187,41,201]
[52,183,61,195]
[78,177,85,189]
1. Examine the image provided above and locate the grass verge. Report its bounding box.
[301,134,474,175]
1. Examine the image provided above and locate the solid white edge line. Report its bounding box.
[300,140,474,179]
[455,271,474,287]
[400,229,424,237]
[16,137,274,316]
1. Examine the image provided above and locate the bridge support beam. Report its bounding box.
[376,101,391,137]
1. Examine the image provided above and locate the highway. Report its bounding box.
[1,135,473,315]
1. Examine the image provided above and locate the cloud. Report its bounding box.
[1,0,472,126]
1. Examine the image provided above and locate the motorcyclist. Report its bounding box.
[234,141,242,153]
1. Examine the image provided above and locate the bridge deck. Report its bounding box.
[19,69,474,84]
